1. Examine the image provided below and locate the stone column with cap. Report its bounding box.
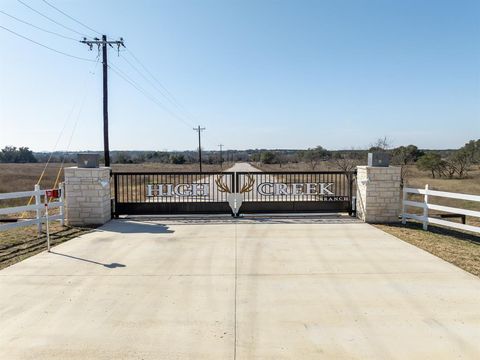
[64,166,111,226]
[356,165,401,223]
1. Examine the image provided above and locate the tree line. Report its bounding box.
[0,146,37,163]
[255,138,480,179]
[416,140,479,179]
[1,139,479,179]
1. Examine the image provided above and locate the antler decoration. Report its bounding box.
[240,174,255,193]
[215,175,231,193]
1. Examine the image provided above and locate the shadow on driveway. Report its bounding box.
[50,251,126,269]
[99,221,174,234]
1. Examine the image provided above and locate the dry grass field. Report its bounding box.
[112,162,227,173]
[0,162,227,193]
[0,163,70,197]
[255,161,339,172]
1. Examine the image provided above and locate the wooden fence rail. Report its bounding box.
[0,183,64,233]
[402,184,480,234]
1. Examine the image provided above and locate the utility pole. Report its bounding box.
[80,35,125,167]
[218,144,224,169]
[193,126,206,172]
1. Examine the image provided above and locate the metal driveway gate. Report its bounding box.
[113,172,234,215]
[234,171,355,214]
[113,171,355,216]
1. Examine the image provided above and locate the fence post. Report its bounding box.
[401,186,407,225]
[34,184,42,235]
[45,202,50,252]
[423,184,429,230]
[59,182,65,226]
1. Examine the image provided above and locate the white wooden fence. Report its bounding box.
[402,185,480,234]
[0,184,64,233]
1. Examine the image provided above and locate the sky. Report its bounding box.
[0,0,479,152]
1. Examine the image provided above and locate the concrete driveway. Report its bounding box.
[0,217,479,359]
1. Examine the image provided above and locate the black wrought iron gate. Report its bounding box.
[235,172,355,214]
[113,172,234,215]
[112,171,355,216]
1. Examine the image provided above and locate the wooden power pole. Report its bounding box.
[193,126,206,172]
[218,144,224,168]
[80,35,124,167]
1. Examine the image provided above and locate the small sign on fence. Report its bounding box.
[45,189,61,199]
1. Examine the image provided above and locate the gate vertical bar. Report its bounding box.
[34,184,42,235]
[348,172,354,216]
[401,185,407,225]
[423,184,429,230]
[235,172,239,193]
[59,182,65,226]
[113,174,118,217]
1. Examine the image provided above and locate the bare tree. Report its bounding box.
[331,150,365,172]
[447,149,472,178]
[301,146,330,170]
[369,136,392,152]
[391,145,424,187]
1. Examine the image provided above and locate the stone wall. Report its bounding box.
[356,166,401,223]
[64,167,111,226]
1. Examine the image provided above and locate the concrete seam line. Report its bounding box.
[234,220,238,360]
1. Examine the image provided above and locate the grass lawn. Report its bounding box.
[375,222,480,277]
[0,223,93,270]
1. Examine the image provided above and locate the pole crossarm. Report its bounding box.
[80,37,125,46]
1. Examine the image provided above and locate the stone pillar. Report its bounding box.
[64,167,111,226]
[356,166,401,223]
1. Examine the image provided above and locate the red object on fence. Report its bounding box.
[45,189,60,199]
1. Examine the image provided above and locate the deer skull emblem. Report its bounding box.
[215,174,255,216]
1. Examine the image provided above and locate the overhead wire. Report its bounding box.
[33,104,76,190]
[16,0,89,38]
[21,57,101,217]
[124,48,198,119]
[0,25,96,62]
[53,58,101,189]
[108,62,196,128]
[8,0,217,150]
[0,10,78,41]
[120,48,224,147]
[40,0,102,36]
[119,54,176,106]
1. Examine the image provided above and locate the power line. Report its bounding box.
[21,58,100,216]
[122,47,226,147]
[124,48,197,118]
[120,54,176,107]
[0,10,78,41]
[108,63,164,108]
[108,62,195,129]
[40,0,102,36]
[110,64,195,128]
[17,0,88,38]
[53,58,101,189]
[120,52,203,128]
[0,25,96,62]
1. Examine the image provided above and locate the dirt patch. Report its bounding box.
[375,222,480,277]
[0,223,94,270]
